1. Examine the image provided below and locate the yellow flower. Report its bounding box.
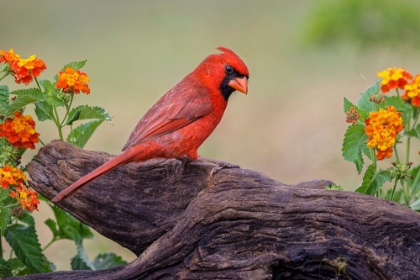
[56,67,90,94]
[0,165,27,189]
[0,112,40,149]
[9,182,40,212]
[364,106,404,160]
[402,74,420,107]
[377,67,412,94]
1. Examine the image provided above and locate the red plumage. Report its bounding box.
[52,47,249,202]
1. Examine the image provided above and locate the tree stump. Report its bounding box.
[15,140,420,279]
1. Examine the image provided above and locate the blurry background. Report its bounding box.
[2,0,420,271]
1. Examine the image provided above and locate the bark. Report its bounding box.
[17,140,420,279]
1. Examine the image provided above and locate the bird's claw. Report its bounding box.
[170,156,191,184]
[199,157,240,178]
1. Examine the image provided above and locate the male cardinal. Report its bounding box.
[51,47,249,202]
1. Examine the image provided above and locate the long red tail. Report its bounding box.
[51,147,140,203]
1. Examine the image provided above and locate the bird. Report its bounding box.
[51,47,249,202]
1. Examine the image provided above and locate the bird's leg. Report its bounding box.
[198,156,240,177]
[170,156,192,184]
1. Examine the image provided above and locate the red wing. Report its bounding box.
[122,99,212,151]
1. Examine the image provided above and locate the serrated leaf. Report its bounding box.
[67,120,104,148]
[45,92,65,107]
[0,258,13,278]
[342,124,367,174]
[0,188,9,202]
[6,258,31,276]
[18,212,35,227]
[0,205,11,236]
[34,101,54,121]
[5,224,51,273]
[62,60,87,71]
[49,205,94,241]
[8,89,44,114]
[357,80,382,113]
[38,79,54,94]
[92,253,127,269]
[343,98,367,121]
[65,105,113,126]
[356,165,390,195]
[44,219,60,237]
[386,96,406,112]
[405,124,420,138]
[71,244,95,270]
[0,85,10,116]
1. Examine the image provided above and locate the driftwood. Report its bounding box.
[17,140,420,279]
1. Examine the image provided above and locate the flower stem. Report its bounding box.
[390,179,398,201]
[0,72,9,82]
[42,238,56,251]
[54,107,64,141]
[404,110,412,205]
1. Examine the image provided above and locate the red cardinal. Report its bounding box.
[51,47,249,202]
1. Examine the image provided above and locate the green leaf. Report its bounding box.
[0,188,9,202]
[71,244,95,270]
[5,224,51,273]
[343,97,367,121]
[65,105,113,126]
[410,165,420,194]
[410,197,420,211]
[67,119,104,148]
[7,258,32,276]
[357,80,382,113]
[342,124,367,174]
[386,96,406,112]
[8,88,44,114]
[49,205,94,241]
[92,253,127,269]
[35,101,55,121]
[38,79,54,94]
[355,165,391,195]
[62,60,87,71]
[17,212,35,227]
[0,258,13,278]
[0,85,10,116]
[0,205,11,236]
[45,92,65,107]
[405,123,420,139]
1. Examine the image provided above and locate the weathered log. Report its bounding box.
[16,140,420,279]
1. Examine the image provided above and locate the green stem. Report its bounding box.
[404,110,412,205]
[42,238,56,252]
[53,107,64,141]
[60,93,74,126]
[0,71,9,82]
[396,88,400,97]
[390,179,398,201]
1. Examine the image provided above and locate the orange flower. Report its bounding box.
[0,165,27,189]
[377,68,412,94]
[0,111,40,149]
[0,49,46,85]
[56,67,90,94]
[10,182,40,212]
[402,74,420,107]
[364,106,404,160]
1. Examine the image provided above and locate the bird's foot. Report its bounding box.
[199,156,240,178]
[170,156,192,184]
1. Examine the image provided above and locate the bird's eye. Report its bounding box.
[225,65,234,74]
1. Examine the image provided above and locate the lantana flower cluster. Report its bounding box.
[378,67,420,107]
[364,106,404,160]
[0,48,47,85]
[0,111,40,149]
[56,67,91,94]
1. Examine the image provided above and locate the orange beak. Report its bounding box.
[228,77,248,94]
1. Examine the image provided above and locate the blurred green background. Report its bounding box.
[2,0,420,271]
